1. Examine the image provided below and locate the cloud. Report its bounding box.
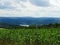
[0,0,60,17]
[30,0,49,7]
[0,0,49,10]
[49,0,60,7]
[0,0,16,9]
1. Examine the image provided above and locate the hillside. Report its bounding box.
[0,17,60,25]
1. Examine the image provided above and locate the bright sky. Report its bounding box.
[0,0,60,17]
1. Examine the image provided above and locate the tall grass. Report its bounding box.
[0,28,59,45]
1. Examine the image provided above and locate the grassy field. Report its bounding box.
[0,28,59,45]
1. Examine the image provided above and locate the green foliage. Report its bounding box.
[0,23,60,29]
[0,28,59,45]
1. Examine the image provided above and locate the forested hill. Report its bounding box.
[0,17,60,25]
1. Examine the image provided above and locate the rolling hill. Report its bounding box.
[0,17,60,25]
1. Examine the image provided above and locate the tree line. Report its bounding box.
[0,23,60,29]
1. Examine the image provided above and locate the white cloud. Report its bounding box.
[0,0,60,17]
[50,0,60,7]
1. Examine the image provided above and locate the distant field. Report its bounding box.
[0,28,60,45]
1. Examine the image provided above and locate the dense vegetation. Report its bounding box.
[0,23,59,45]
[0,23,60,29]
[0,28,59,45]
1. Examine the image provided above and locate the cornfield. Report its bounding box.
[0,28,59,45]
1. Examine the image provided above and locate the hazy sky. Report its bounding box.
[0,0,60,17]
